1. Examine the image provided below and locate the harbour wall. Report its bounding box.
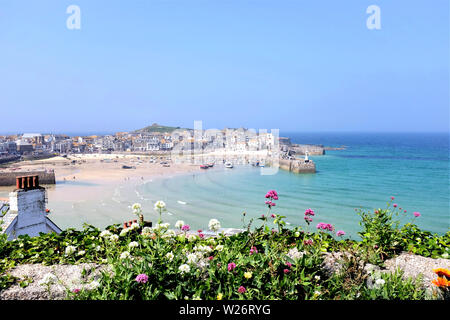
[0,171,56,186]
[279,159,316,174]
[290,144,325,155]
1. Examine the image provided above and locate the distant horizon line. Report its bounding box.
[0,130,449,137]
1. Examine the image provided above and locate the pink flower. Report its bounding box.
[199,233,205,239]
[208,256,214,261]
[228,262,236,272]
[404,210,407,213]
[304,216,313,223]
[261,214,265,218]
[336,230,346,237]
[181,225,190,232]
[238,286,246,294]
[316,223,334,232]
[304,208,315,216]
[286,262,292,268]
[271,214,276,218]
[283,269,290,274]
[393,204,398,208]
[249,246,258,255]
[197,229,203,233]
[72,288,80,294]
[135,274,149,284]
[391,196,395,200]
[303,239,313,246]
[265,190,278,199]
[413,212,421,217]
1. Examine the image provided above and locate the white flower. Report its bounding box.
[120,228,129,237]
[95,245,102,252]
[39,273,57,286]
[100,230,112,238]
[175,220,185,229]
[142,226,152,233]
[188,234,198,242]
[65,245,76,256]
[374,278,386,289]
[154,223,170,231]
[166,252,174,261]
[314,290,321,296]
[215,245,224,252]
[110,234,119,242]
[208,219,221,232]
[178,264,191,274]
[129,222,140,230]
[286,247,305,261]
[187,253,199,264]
[132,203,142,211]
[77,250,86,256]
[194,245,212,254]
[154,200,166,211]
[128,241,139,249]
[162,229,176,239]
[120,251,131,259]
[314,275,321,281]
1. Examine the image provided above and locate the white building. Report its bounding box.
[0,176,61,240]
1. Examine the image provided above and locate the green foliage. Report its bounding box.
[356,200,450,263]
[398,224,450,259]
[0,199,448,300]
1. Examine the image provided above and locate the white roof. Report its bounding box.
[22,133,42,138]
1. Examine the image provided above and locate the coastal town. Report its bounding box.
[0,123,324,160]
[0,124,325,176]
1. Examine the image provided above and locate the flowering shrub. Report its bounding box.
[357,198,449,262]
[0,192,448,300]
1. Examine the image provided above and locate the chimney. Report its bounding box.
[16,175,40,190]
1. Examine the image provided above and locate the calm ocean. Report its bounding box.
[133,132,449,239]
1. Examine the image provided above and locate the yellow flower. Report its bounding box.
[216,293,223,300]
[244,272,253,279]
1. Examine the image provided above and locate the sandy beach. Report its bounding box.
[0,154,205,229]
[2,153,201,186]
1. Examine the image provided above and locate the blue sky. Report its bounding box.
[0,0,448,133]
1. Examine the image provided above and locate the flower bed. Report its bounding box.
[0,193,448,300]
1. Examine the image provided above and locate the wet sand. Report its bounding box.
[0,154,203,229]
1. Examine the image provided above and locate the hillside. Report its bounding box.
[134,123,188,134]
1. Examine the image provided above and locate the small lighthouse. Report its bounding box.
[0,176,61,240]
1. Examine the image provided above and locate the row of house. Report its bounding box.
[0,128,279,157]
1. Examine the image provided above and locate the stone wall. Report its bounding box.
[290,144,325,155]
[0,171,56,186]
[279,159,316,174]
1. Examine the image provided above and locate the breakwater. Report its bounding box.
[289,144,325,155]
[0,170,56,186]
[279,159,316,173]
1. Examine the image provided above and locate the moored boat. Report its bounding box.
[224,161,233,168]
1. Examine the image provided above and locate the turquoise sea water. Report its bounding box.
[2,132,447,239]
[135,133,449,239]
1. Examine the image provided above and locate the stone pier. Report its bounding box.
[279,159,316,173]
